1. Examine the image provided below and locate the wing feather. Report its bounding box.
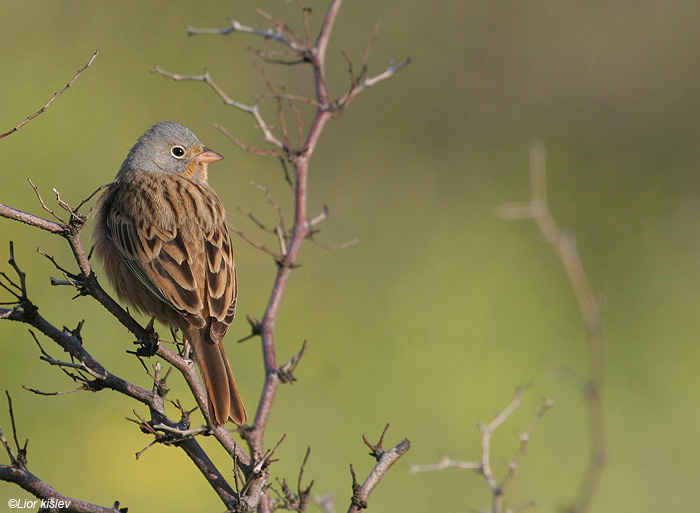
[105,174,236,336]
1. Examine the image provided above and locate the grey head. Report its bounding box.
[118,121,222,182]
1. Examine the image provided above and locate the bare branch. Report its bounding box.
[187,16,307,54]
[5,392,27,469]
[500,398,554,491]
[37,247,77,278]
[500,142,607,513]
[151,66,285,150]
[254,181,288,233]
[347,432,410,513]
[0,242,27,302]
[29,179,66,224]
[0,50,98,139]
[2,394,128,512]
[229,224,283,260]
[0,203,66,235]
[22,384,85,396]
[308,236,359,251]
[0,465,128,513]
[272,445,314,512]
[479,386,527,494]
[214,123,285,158]
[0,426,15,466]
[409,387,552,513]
[335,57,411,111]
[304,206,359,250]
[236,207,276,235]
[253,48,308,66]
[278,340,308,383]
[409,456,480,475]
[257,92,321,108]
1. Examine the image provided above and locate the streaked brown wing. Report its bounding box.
[204,224,237,343]
[105,175,235,335]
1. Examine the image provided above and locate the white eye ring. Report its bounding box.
[171,145,186,158]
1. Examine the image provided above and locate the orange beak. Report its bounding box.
[196,147,223,164]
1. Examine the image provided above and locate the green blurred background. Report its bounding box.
[1,1,699,511]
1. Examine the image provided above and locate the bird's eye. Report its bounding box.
[170,146,185,158]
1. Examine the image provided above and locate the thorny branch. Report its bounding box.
[500,142,607,513]
[348,426,410,513]
[271,446,314,512]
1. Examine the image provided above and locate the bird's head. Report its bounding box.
[119,121,222,183]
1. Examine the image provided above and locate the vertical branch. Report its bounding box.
[251,0,343,452]
[500,142,607,513]
[311,0,343,107]
[249,8,344,513]
[526,143,606,513]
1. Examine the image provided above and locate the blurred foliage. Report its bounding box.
[1,1,700,512]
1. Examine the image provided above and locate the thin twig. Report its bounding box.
[500,398,554,491]
[278,340,308,383]
[253,48,308,66]
[28,179,65,224]
[335,57,411,112]
[214,123,284,158]
[0,51,99,139]
[229,225,283,260]
[5,391,27,469]
[409,456,480,475]
[0,424,15,465]
[253,181,287,233]
[236,207,276,234]
[308,236,359,251]
[257,92,321,108]
[478,387,528,494]
[254,63,291,151]
[187,16,307,54]
[22,385,85,396]
[0,243,24,301]
[151,67,285,150]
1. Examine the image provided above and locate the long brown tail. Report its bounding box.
[185,327,247,426]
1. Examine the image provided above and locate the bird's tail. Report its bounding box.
[185,326,247,426]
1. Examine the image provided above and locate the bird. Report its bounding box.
[92,121,246,426]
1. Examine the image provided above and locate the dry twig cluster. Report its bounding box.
[410,387,553,513]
